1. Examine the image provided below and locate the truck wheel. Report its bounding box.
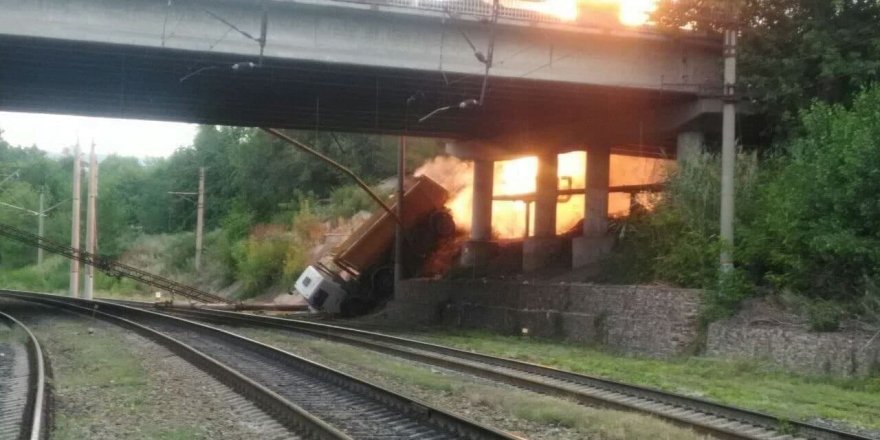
[430,211,456,237]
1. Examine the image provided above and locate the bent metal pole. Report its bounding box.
[259,127,403,227]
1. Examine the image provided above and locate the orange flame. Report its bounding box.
[501,0,657,25]
[416,152,671,239]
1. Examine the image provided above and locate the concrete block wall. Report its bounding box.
[382,279,703,358]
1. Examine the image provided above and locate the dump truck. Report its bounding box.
[294,175,456,316]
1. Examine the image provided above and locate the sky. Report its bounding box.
[0,111,197,158]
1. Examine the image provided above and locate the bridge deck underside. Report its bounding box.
[1,35,689,153]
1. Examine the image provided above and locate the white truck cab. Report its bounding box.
[294,265,347,314]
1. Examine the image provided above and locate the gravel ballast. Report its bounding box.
[0,299,296,440]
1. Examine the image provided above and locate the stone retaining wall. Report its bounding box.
[381,279,703,358]
[380,280,880,376]
[707,306,880,377]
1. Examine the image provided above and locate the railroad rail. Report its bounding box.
[0,290,520,440]
[138,303,874,440]
[0,311,46,440]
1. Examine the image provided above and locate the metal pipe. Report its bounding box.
[158,300,308,312]
[260,128,402,227]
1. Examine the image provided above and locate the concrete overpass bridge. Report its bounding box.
[0,0,724,272]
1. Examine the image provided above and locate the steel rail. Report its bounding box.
[1,292,343,440]
[1,290,521,440]
[140,304,875,440]
[0,311,46,440]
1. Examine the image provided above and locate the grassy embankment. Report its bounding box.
[0,255,154,300]
[0,232,219,301]
[409,330,880,430]
[0,225,309,301]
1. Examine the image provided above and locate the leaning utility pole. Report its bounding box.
[719,15,738,272]
[69,143,82,298]
[195,167,205,272]
[83,143,98,299]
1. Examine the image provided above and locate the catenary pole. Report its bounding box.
[83,143,98,299]
[719,23,738,272]
[69,143,81,298]
[195,167,205,272]
[37,190,44,265]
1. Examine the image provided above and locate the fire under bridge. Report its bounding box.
[0,0,726,272]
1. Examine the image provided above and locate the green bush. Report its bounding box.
[283,201,323,282]
[602,152,761,292]
[807,300,843,332]
[232,224,291,298]
[605,86,880,321]
[745,87,880,301]
[0,256,70,292]
[703,269,754,323]
[319,184,381,219]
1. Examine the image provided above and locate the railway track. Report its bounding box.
[131,301,875,440]
[0,290,519,440]
[0,310,46,440]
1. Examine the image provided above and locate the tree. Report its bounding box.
[654,0,880,141]
[0,138,70,267]
[742,86,880,300]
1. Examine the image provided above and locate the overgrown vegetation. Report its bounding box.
[603,86,880,327]
[655,0,880,141]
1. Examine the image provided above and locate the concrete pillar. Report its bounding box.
[471,159,493,242]
[584,146,610,237]
[524,154,567,272]
[460,159,494,271]
[573,145,614,268]
[677,131,704,163]
[532,154,558,239]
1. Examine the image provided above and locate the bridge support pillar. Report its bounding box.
[524,154,566,272]
[677,131,705,163]
[573,145,613,268]
[461,159,494,273]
